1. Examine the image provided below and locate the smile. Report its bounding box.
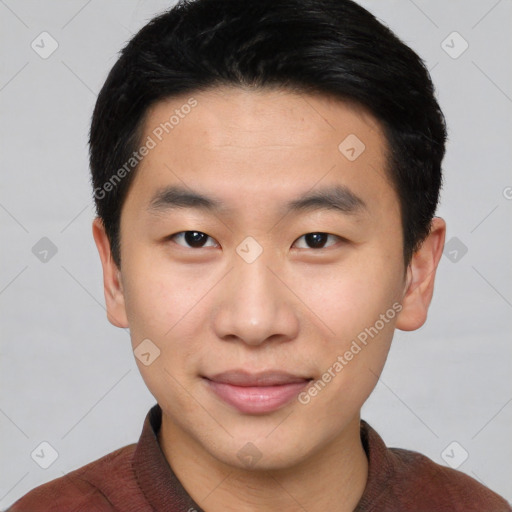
[202,370,313,414]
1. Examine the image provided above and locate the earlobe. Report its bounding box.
[92,217,129,328]
[395,217,446,331]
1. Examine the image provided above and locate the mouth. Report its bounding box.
[202,370,313,414]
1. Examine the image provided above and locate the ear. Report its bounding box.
[395,217,446,331]
[92,217,129,328]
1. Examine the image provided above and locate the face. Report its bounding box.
[93,86,443,470]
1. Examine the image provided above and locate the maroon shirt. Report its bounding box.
[7,404,511,511]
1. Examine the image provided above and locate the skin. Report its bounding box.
[93,86,446,512]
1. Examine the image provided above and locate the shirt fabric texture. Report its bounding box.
[7,404,511,511]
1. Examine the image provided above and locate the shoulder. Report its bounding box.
[387,446,511,511]
[359,421,511,511]
[6,444,140,512]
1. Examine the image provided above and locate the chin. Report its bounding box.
[204,430,315,473]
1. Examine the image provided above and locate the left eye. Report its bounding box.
[293,232,340,249]
[168,231,340,250]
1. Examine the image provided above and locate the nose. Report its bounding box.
[212,253,300,347]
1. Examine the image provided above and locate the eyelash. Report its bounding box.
[167,231,343,250]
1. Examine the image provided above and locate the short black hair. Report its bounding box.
[89,0,447,268]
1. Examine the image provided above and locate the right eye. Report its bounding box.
[167,231,219,249]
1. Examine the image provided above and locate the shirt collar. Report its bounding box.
[133,404,205,511]
[133,403,393,511]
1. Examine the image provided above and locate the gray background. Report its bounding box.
[1,0,511,507]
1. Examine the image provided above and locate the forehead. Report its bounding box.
[124,86,397,222]
[143,86,385,152]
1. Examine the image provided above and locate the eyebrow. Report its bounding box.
[147,184,367,218]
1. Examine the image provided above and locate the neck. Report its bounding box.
[158,414,368,512]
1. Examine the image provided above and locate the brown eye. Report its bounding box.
[169,231,218,249]
[293,233,340,249]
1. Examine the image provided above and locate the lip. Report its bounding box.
[203,370,312,414]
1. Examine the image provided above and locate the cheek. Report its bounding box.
[121,249,199,341]
[300,250,403,339]
[298,312,397,426]
[123,261,205,404]
[296,246,403,402]
[121,249,210,383]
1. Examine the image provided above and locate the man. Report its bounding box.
[8,0,511,510]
